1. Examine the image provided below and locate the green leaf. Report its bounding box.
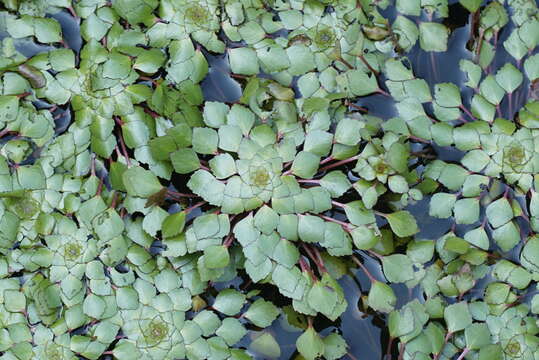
[203,245,230,269]
[478,344,504,360]
[419,22,448,52]
[116,287,139,310]
[407,240,435,264]
[0,96,19,124]
[524,54,539,82]
[343,70,379,96]
[4,290,25,312]
[444,302,472,333]
[203,101,229,128]
[209,153,236,179]
[471,94,495,122]
[429,193,456,218]
[193,127,219,155]
[229,48,259,76]
[382,254,414,283]
[460,59,482,89]
[464,227,490,250]
[396,0,420,16]
[335,118,363,146]
[459,0,482,12]
[286,44,315,76]
[122,166,163,198]
[385,211,419,237]
[291,151,320,179]
[465,323,491,349]
[486,197,513,228]
[492,221,520,252]
[35,17,62,43]
[479,75,506,105]
[244,299,280,328]
[367,280,396,313]
[103,52,131,80]
[213,289,246,316]
[296,327,325,360]
[393,16,419,52]
[307,280,338,317]
[454,198,480,225]
[320,171,351,198]
[521,237,539,273]
[216,318,247,346]
[162,212,186,238]
[82,294,106,319]
[250,332,281,359]
[323,333,348,360]
[495,63,523,94]
[444,236,470,254]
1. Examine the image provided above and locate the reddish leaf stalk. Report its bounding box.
[337,57,354,70]
[377,88,390,97]
[117,130,131,167]
[184,201,206,214]
[16,92,31,98]
[299,256,318,282]
[456,348,470,360]
[319,155,359,172]
[96,177,104,196]
[110,191,118,209]
[358,54,379,75]
[297,179,320,184]
[459,105,476,121]
[223,234,234,248]
[346,101,368,112]
[351,255,376,283]
[320,156,334,165]
[317,214,352,232]
[167,190,198,198]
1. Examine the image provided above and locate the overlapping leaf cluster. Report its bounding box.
[0,0,538,359]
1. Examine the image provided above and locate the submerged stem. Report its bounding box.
[430,52,438,82]
[508,92,513,119]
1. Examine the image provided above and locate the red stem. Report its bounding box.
[346,102,368,112]
[117,130,131,167]
[459,105,476,121]
[184,201,206,214]
[317,214,352,231]
[319,155,359,173]
[297,179,320,184]
[167,190,198,198]
[358,54,379,75]
[456,348,470,360]
[377,89,390,97]
[351,255,376,283]
[16,92,31,98]
[320,156,334,165]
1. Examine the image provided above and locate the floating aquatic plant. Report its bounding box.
[0,0,537,359]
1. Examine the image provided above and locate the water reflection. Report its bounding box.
[50,10,81,53]
[201,52,242,103]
